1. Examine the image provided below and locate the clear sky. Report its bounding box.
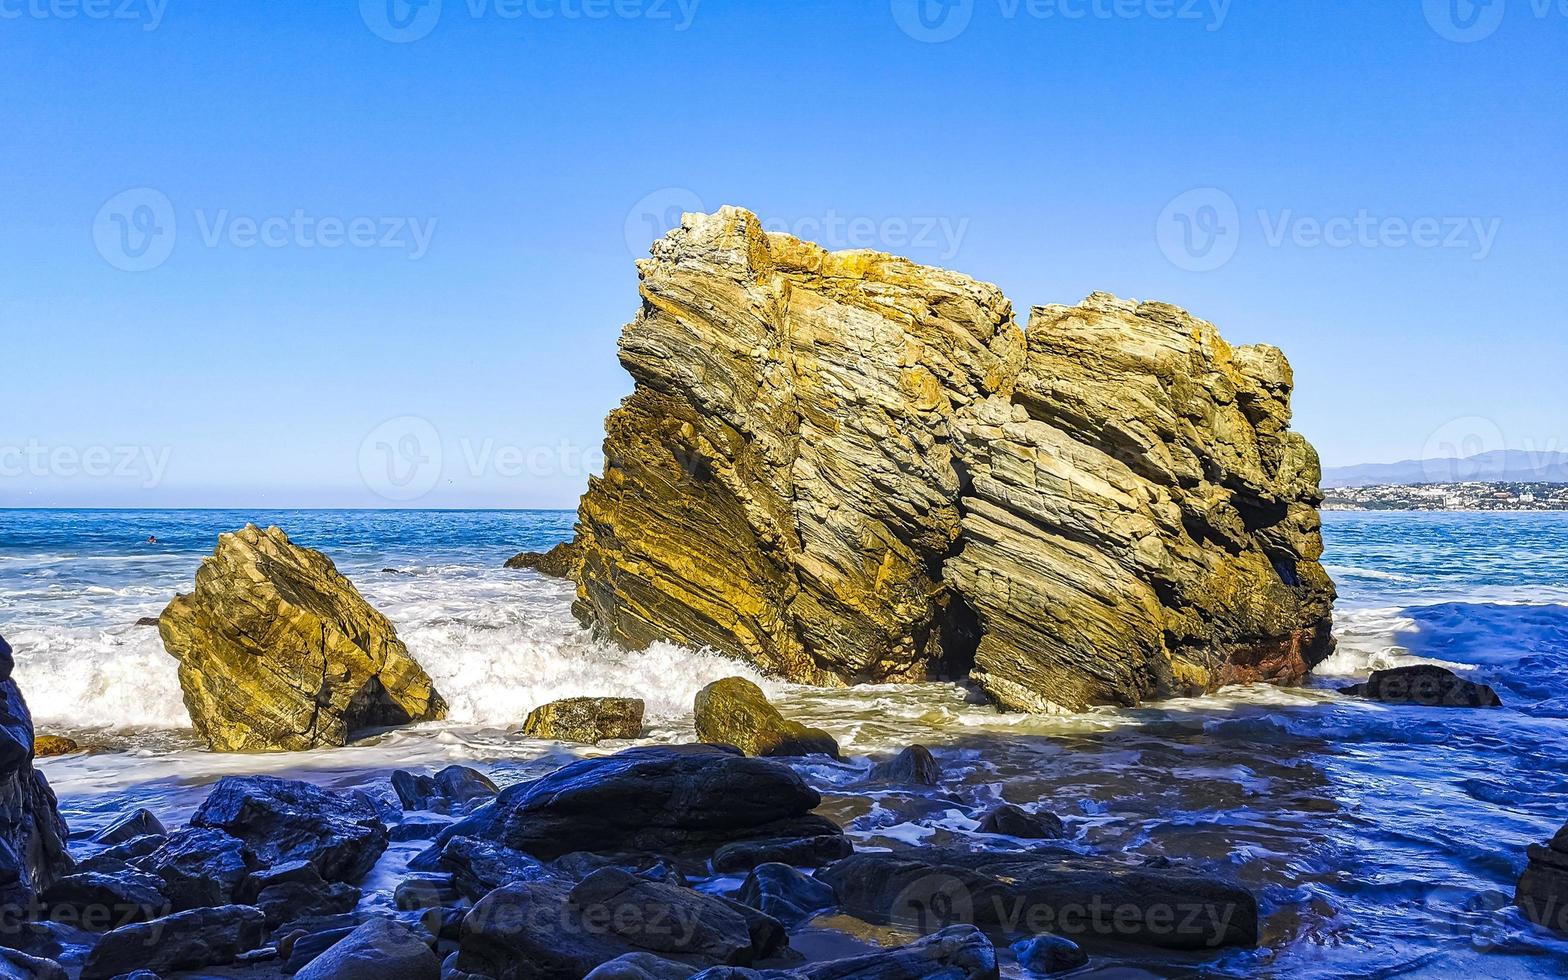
[4,0,1564,508]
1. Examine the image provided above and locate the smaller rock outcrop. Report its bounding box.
[693,678,839,759]
[1340,664,1502,708]
[190,775,389,883]
[522,697,645,743]
[504,540,580,578]
[1011,934,1087,975]
[1516,820,1568,933]
[90,808,167,846]
[159,525,447,751]
[735,863,837,926]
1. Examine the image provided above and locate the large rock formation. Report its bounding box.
[160,525,447,751]
[571,207,1335,711]
[0,634,73,917]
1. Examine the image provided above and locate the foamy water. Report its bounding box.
[4,508,1568,977]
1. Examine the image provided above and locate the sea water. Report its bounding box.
[2,509,1566,976]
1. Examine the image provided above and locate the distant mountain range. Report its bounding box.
[1323,450,1568,488]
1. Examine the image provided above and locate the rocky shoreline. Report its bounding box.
[3,211,1563,976]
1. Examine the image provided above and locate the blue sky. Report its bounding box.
[3,0,1564,507]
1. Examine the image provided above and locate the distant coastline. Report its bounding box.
[1324,482,1568,511]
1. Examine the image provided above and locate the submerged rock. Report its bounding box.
[975,803,1064,840]
[426,745,843,866]
[190,775,389,883]
[159,524,447,751]
[818,849,1258,951]
[31,736,77,759]
[1516,820,1568,933]
[1340,664,1502,708]
[0,634,73,914]
[569,209,1335,710]
[871,745,942,786]
[504,540,580,578]
[693,678,839,759]
[522,697,645,743]
[80,904,266,979]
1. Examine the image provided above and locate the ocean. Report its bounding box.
[3,508,1566,976]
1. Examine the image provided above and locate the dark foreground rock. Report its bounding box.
[711,835,854,874]
[694,678,839,759]
[586,926,998,980]
[80,904,266,979]
[90,808,167,846]
[452,868,786,977]
[427,745,844,866]
[0,948,66,980]
[1516,820,1568,933]
[392,766,498,814]
[159,524,447,751]
[522,697,645,743]
[1340,664,1502,708]
[134,827,257,910]
[0,634,73,916]
[1010,934,1087,974]
[39,870,169,928]
[191,775,389,882]
[293,917,441,980]
[818,849,1258,951]
[505,540,580,578]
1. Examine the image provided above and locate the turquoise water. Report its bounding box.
[3,509,1567,976]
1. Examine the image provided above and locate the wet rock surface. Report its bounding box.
[818,848,1258,950]
[522,697,646,744]
[158,524,447,751]
[1516,820,1568,933]
[392,766,498,815]
[79,904,266,979]
[1340,663,1503,708]
[504,540,581,578]
[694,679,839,760]
[190,775,389,883]
[0,634,73,916]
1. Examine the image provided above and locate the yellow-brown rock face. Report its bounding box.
[573,208,1335,710]
[160,525,447,751]
[572,207,1023,685]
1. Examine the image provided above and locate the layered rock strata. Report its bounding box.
[571,208,1335,710]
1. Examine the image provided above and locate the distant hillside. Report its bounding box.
[1323,450,1568,488]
